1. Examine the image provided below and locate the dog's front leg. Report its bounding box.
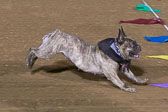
[103,71,136,92]
[122,69,148,84]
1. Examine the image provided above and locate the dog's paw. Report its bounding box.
[122,87,136,92]
[26,48,38,69]
[136,77,149,84]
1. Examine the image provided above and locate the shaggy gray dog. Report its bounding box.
[26,27,148,92]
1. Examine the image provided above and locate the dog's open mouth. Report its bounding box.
[129,52,139,58]
[133,54,139,58]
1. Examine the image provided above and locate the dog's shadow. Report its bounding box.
[31,60,145,82]
[31,60,106,81]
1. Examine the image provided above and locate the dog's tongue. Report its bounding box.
[134,54,139,58]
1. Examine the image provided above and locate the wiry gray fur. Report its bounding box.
[26,28,148,92]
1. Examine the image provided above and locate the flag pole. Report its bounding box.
[141,0,168,31]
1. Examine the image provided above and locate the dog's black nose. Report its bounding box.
[137,45,141,51]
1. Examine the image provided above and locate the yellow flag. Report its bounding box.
[147,55,168,60]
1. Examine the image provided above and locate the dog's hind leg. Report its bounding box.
[26,43,60,68]
[123,69,148,84]
[26,31,64,68]
[26,48,38,69]
[26,38,60,69]
[26,46,59,68]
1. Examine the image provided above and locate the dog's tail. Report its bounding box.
[42,29,61,44]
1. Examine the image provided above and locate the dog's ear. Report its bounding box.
[117,26,126,44]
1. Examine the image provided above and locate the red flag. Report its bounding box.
[120,18,165,25]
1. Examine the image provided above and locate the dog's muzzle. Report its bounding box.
[129,45,141,58]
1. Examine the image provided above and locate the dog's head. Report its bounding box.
[117,26,141,60]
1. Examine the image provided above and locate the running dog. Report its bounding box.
[26,26,148,92]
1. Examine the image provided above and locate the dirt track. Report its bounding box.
[0,0,168,112]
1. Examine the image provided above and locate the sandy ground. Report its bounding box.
[0,0,168,112]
